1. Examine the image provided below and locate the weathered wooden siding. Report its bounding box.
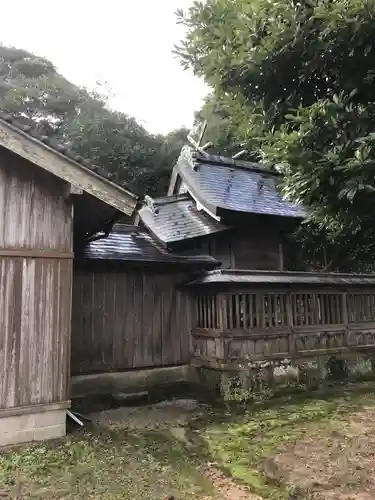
[208,229,283,270]
[71,266,193,375]
[0,148,73,410]
[0,148,72,251]
[0,258,72,408]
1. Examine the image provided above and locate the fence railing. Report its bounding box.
[192,288,375,367]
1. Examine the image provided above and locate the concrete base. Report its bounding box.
[0,404,68,447]
[71,365,199,398]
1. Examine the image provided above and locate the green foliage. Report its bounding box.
[0,45,185,197]
[177,0,375,121]
[265,94,375,270]
[177,0,375,270]
[220,371,274,406]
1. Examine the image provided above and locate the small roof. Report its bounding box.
[0,111,138,215]
[174,146,305,219]
[138,194,228,246]
[187,269,375,286]
[82,224,220,267]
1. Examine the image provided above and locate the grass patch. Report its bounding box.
[195,390,375,499]
[3,386,375,499]
[0,427,217,499]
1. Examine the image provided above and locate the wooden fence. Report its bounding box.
[192,288,375,368]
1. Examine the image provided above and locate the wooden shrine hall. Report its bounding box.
[134,144,375,370]
[1,114,375,446]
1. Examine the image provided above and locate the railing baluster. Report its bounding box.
[234,294,240,328]
[273,294,279,327]
[242,294,248,329]
[228,295,233,329]
[203,296,207,328]
[248,294,254,328]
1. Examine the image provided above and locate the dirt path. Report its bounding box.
[88,389,375,500]
[271,406,375,499]
[90,399,262,500]
[203,466,263,500]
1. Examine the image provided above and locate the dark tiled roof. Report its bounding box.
[176,146,306,219]
[82,224,220,266]
[138,194,228,245]
[187,269,375,286]
[0,111,113,182]
[0,110,139,215]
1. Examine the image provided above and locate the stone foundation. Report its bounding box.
[0,403,69,447]
[71,365,196,397]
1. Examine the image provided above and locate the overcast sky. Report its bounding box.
[0,0,209,134]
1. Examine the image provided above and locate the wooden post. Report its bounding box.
[342,290,349,347]
[218,293,227,332]
[217,293,227,363]
[278,242,284,271]
[287,292,295,356]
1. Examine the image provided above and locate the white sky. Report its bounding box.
[0,0,209,135]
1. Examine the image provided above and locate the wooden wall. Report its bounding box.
[0,148,73,410]
[207,228,283,270]
[71,265,193,375]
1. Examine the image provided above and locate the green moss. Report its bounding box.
[196,390,375,499]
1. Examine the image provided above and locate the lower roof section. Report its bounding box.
[187,269,375,286]
[80,224,220,267]
[138,194,228,246]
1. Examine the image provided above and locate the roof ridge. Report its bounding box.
[187,269,375,285]
[144,193,190,206]
[179,145,279,176]
[112,223,140,233]
[204,269,375,278]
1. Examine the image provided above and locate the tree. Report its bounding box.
[0,46,90,135]
[176,0,375,271]
[177,0,375,121]
[0,45,185,196]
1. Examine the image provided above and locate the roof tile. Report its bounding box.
[177,147,306,219]
[138,194,228,245]
[82,224,219,266]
